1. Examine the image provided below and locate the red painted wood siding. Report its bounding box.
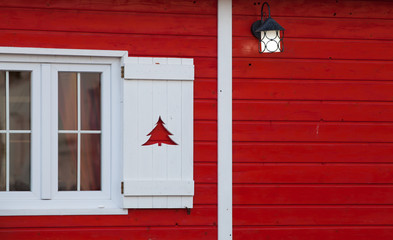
[0,1,217,239]
[233,0,393,239]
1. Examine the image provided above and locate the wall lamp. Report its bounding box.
[251,2,285,53]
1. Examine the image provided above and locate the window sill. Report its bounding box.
[0,208,127,216]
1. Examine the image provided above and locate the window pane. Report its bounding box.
[81,73,101,130]
[9,134,30,191]
[9,72,30,130]
[58,133,77,191]
[58,72,77,130]
[81,134,101,191]
[0,71,5,130]
[0,134,5,191]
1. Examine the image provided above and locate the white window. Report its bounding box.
[0,48,126,215]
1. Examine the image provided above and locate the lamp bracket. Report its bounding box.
[251,2,271,39]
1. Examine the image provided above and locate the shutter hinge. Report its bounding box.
[121,181,124,194]
[121,66,125,78]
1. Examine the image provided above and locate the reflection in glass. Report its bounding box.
[81,134,101,191]
[81,73,101,130]
[9,134,30,191]
[0,71,5,130]
[9,72,30,130]
[58,72,77,130]
[0,134,5,191]
[58,133,77,191]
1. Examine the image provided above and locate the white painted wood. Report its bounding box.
[122,79,139,208]
[109,58,123,208]
[166,80,182,208]
[31,65,42,201]
[152,58,169,207]
[50,64,59,199]
[40,64,51,199]
[124,180,194,196]
[181,80,194,208]
[218,0,233,239]
[137,77,154,208]
[124,57,194,81]
[123,57,194,209]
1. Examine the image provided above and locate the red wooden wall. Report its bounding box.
[0,1,218,239]
[233,0,393,239]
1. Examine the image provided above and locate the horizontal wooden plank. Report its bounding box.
[194,58,216,78]
[234,207,393,226]
[234,15,393,40]
[233,164,393,184]
[233,185,393,205]
[0,8,216,37]
[0,0,217,15]
[0,30,216,57]
[195,121,217,141]
[233,101,393,122]
[233,80,393,101]
[233,0,393,19]
[0,206,216,228]
[234,38,393,60]
[199,163,393,184]
[195,163,217,184]
[194,142,217,163]
[233,143,393,163]
[194,184,216,205]
[195,100,216,120]
[234,227,393,240]
[234,122,393,142]
[233,59,393,81]
[195,79,216,99]
[0,227,217,240]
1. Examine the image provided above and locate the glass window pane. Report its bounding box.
[9,72,30,130]
[9,134,30,191]
[81,134,101,191]
[81,73,101,130]
[58,133,77,191]
[0,71,5,130]
[58,72,77,130]
[0,134,5,191]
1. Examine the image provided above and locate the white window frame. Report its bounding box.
[0,47,127,215]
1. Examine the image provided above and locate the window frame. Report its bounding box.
[0,47,127,215]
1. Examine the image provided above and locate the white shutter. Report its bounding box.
[122,57,194,208]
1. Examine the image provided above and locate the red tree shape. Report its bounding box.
[142,116,178,146]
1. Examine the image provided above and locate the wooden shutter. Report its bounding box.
[122,57,194,208]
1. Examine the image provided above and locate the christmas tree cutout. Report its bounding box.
[142,116,178,146]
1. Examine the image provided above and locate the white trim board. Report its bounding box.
[218,0,233,240]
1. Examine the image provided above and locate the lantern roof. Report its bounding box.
[255,17,285,32]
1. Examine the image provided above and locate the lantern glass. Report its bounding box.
[260,30,281,53]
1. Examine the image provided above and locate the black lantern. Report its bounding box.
[251,2,285,53]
